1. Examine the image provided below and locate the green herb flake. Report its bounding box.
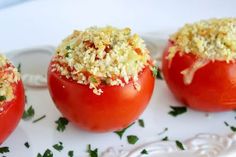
[68,150,74,157]
[138,119,145,128]
[162,136,169,141]
[224,121,236,132]
[90,77,97,83]
[37,149,53,157]
[87,144,98,157]
[168,106,187,117]
[176,140,185,150]
[33,115,46,123]
[65,53,70,58]
[55,117,69,132]
[127,135,139,145]
[0,95,6,101]
[114,122,135,139]
[140,149,148,155]
[152,66,163,80]
[17,63,21,73]
[53,141,63,152]
[224,121,229,126]
[24,142,30,148]
[230,126,236,132]
[0,147,9,154]
[37,154,42,157]
[22,105,35,120]
[66,46,71,51]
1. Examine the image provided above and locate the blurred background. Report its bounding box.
[0,0,30,9]
[0,0,235,53]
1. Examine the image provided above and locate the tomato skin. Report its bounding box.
[162,42,236,112]
[48,64,155,132]
[0,80,25,144]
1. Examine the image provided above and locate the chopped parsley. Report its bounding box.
[152,66,163,80]
[224,121,236,132]
[176,140,185,150]
[37,149,53,157]
[114,122,135,139]
[33,115,46,123]
[17,63,21,73]
[231,126,236,132]
[22,105,35,120]
[127,135,139,145]
[66,46,71,51]
[53,141,63,152]
[162,136,169,141]
[138,119,145,128]
[68,150,74,157]
[0,147,9,154]
[168,106,187,117]
[24,142,30,148]
[140,149,148,155]
[65,53,70,58]
[90,77,97,83]
[224,121,229,126]
[87,144,98,157]
[55,117,69,132]
[0,95,6,101]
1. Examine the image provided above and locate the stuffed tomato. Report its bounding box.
[0,55,25,144]
[162,18,236,112]
[48,26,155,132]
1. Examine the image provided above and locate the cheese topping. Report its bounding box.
[52,26,151,95]
[181,59,209,85]
[0,54,20,107]
[169,18,236,62]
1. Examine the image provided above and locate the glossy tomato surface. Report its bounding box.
[48,63,155,132]
[0,80,25,144]
[162,42,236,112]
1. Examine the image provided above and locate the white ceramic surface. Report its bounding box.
[0,0,235,156]
[1,37,236,157]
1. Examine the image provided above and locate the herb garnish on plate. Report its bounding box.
[22,105,35,120]
[87,144,98,157]
[114,122,135,139]
[168,106,187,117]
[127,135,139,144]
[55,117,69,132]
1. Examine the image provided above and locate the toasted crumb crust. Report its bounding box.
[0,54,20,106]
[169,18,236,62]
[52,26,151,95]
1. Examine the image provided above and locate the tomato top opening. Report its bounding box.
[50,26,154,95]
[168,18,236,62]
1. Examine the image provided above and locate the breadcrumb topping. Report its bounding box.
[0,54,20,106]
[169,18,236,62]
[52,26,151,95]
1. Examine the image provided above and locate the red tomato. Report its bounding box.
[162,42,236,112]
[48,63,155,132]
[0,67,25,144]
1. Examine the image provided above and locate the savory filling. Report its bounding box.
[0,54,20,107]
[168,18,236,84]
[51,26,151,95]
[169,18,236,62]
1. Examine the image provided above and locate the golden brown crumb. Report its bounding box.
[169,18,236,62]
[52,26,151,95]
[0,54,20,106]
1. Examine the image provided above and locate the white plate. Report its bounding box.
[2,35,236,157]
